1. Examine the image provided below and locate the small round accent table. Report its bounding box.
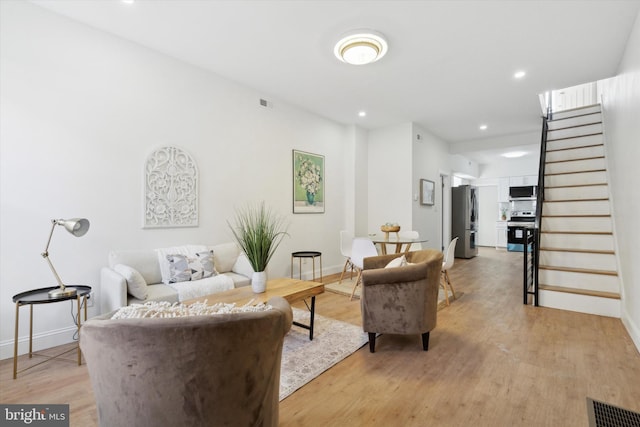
[12,285,91,379]
[291,251,323,283]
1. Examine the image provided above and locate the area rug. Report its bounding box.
[279,307,368,401]
[324,276,462,310]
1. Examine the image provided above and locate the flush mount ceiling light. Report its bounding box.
[334,31,388,65]
[502,151,527,158]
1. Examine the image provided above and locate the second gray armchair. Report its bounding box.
[360,249,444,352]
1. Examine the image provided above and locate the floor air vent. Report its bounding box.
[587,397,640,427]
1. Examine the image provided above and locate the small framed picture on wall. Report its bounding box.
[420,179,435,206]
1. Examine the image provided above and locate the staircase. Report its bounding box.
[538,104,621,317]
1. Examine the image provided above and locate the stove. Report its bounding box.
[508,211,535,228]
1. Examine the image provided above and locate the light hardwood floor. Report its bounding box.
[1,247,639,426]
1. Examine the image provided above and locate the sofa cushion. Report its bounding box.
[128,284,179,306]
[156,244,208,284]
[222,271,251,288]
[210,242,240,273]
[167,274,234,302]
[113,264,148,300]
[109,250,162,285]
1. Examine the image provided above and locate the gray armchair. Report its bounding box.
[80,296,293,427]
[360,249,444,352]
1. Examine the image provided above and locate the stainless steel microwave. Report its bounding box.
[509,185,536,200]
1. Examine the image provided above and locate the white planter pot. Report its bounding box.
[252,271,267,293]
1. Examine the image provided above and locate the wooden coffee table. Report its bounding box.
[185,277,324,340]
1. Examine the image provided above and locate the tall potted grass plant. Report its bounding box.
[228,202,289,293]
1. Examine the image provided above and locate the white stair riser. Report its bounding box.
[545,157,606,175]
[551,105,601,120]
[543,200,610,216]
[547,123,602,140]
[545,171,607,187]
[547,113,601,130]
[539,251,617,271]
[539,290,620,317]
[546,145,604,163]
[541,217,612,233]
[540,233,615,251]
[545,185,609,200]
[546,134,603,151]
[539,269,619,293]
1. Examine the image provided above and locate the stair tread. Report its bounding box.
[546,156,605,164]
[539,247,615,255]
[538,284,620,300]
[545,169,606,176]
[541,231,612,235]
[538,265,617,276]
[547,121,602,131]
[542,214,611,218]
[543,198,609,202]
[547,132,603,142]
[549,111,601,123]
[550,104,600,115]
[545,183,608,189]
[546,143,604,153]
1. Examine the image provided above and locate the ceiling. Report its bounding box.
[30,0,640,163]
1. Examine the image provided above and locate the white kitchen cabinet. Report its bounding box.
[496,221,508,248]
[509,175,538,187]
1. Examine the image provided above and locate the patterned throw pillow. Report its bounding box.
[167,251,218,283]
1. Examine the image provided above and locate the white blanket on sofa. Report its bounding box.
[166,274,234,302]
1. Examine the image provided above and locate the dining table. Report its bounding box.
[368,234,429,255]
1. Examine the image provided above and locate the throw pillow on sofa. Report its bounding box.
[156,244,208,284]
[167,251,218,283]
[114,264,148,300]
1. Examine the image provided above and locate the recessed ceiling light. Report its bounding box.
[502,151,527,158]
[479,124,488,130]
[334,31,388,65]
[121,0,135,3]
[514,70,526,79]
[358,111,367,117]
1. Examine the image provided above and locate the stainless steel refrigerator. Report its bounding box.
[451,185,478,258]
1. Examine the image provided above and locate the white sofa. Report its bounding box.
[100,242,254,314]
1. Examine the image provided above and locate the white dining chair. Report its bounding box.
[441,237,459,306]
[349,237,378,300]
[339,230,354,284]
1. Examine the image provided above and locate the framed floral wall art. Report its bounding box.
[292,150,324,213]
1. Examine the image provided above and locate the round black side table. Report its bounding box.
[290,251,323,283]
[12,285,91,379]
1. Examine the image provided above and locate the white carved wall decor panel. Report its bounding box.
[144,146,198,228]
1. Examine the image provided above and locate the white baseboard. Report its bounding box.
[621,307,640,355]
[0,326,78,361]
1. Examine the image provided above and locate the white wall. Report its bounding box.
[0,2,353,358]
[477,186,498,246]
[412,124,452,250]
[478,155,539,179]
[367,123,413,234]
[599,10,640,352]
